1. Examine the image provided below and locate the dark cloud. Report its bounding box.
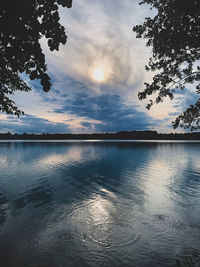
[0,115,70,134]
[55,92,160,132]
[174,89,199,111]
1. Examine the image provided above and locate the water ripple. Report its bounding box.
[0,141,200,266]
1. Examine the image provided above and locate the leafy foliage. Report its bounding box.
[133,0,200,130]
[0,0,72,115]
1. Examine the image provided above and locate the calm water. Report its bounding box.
[0,141,200,267]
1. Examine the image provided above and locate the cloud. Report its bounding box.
[0,114,70,134]
[54,92,160,132]
[43,0,152,99]
[4,0,198,133]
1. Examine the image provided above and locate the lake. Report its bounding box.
[0,141,200,266]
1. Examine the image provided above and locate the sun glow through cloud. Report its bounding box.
[93,68,105,82]
[4,0,190,134]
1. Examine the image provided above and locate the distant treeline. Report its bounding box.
[0,130,200,140]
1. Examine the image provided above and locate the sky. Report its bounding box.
[1,0,198,134]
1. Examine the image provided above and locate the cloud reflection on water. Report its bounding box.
[0,142,200,266]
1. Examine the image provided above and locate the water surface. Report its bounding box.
[0,141,200,266]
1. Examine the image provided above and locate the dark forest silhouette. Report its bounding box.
[1,130,200,140]
[133,0,200,130]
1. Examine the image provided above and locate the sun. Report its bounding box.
[93,68,105,82]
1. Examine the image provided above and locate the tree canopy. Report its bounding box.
[133,0,200,130]
[0,0,72,116]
